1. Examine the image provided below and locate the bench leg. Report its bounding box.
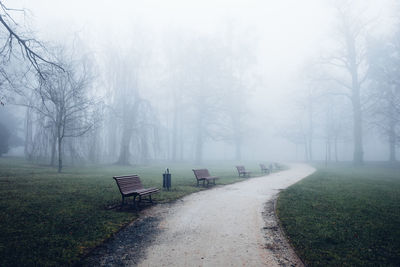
[149,195,153,203]
[203,180,205,187]
[197,180,199,187]
[213,179,216,185]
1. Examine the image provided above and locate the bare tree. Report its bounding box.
[298,84,317,162]
[221,22,257,161]
[321,0,373,164]
[368,33,400,162]
[291,64,320,162]
[279,116,309,161]
[180,37,228,164]
[101,41,159,165]
[19,48,97,172]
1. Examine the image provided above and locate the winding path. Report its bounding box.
[137,163,314,266]
[86,163,314,266]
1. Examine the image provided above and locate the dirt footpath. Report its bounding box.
[85,163,314,266]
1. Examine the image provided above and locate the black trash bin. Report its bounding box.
[163,168,171,191]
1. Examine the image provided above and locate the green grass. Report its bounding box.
[0,157,268,266]
[277,163,400,266]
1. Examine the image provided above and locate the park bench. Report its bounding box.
[236,165,251,177]
[260,163,270,174]
[192,169,219,187]
[113,174,160,209]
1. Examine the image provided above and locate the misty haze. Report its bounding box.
[0,0,399,266]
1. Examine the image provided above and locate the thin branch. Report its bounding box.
[0,12,64,78]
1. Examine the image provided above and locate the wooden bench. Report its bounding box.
[192,169,219,187]
[236,165,251,177]
[113,174,160,209]
[260,163,270,174]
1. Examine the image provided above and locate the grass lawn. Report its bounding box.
[277,163,400,266]
[0,157,269,266]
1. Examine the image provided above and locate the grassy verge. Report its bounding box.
[0,157,269,266]
[277,163,400,266]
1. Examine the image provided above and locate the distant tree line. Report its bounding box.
[2,0,399,171]
[0,2,257,171]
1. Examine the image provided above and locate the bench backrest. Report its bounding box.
[113,175,143,195]
[236,166,246,173]
[192,169,211,180]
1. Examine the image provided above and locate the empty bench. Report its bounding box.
[260,163,270,174]
[113,174,160,209]
[236,165,251,177]
[192,169,219,187]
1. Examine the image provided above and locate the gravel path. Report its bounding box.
[85,163,314,266]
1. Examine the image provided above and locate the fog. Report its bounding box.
[1,0,399,169]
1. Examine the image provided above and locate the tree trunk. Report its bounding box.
[24,108,33,161]
[389,133,396,163]
[304,136,309,162]
[57,137,62,173]
[325,141,329,167]
[50,132,57,167]
[117,123,133,165]
[235,136,242,161]
[108,116,118,161]
[352,93,363,165]
[140,128,149,164]
[171,103,179,161]
[308,98,313,161]
[69,140,75,166]
[179,121,184,161]
[88,132,98,163]
[347,30,364,165]
[334,136,339,162]
[194,108,204,164]
[195,128,203,165]
[327,140,331,161]
[233,116,242,161]
[388,97,397,163]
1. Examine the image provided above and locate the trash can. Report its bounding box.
[163,168,171,191]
